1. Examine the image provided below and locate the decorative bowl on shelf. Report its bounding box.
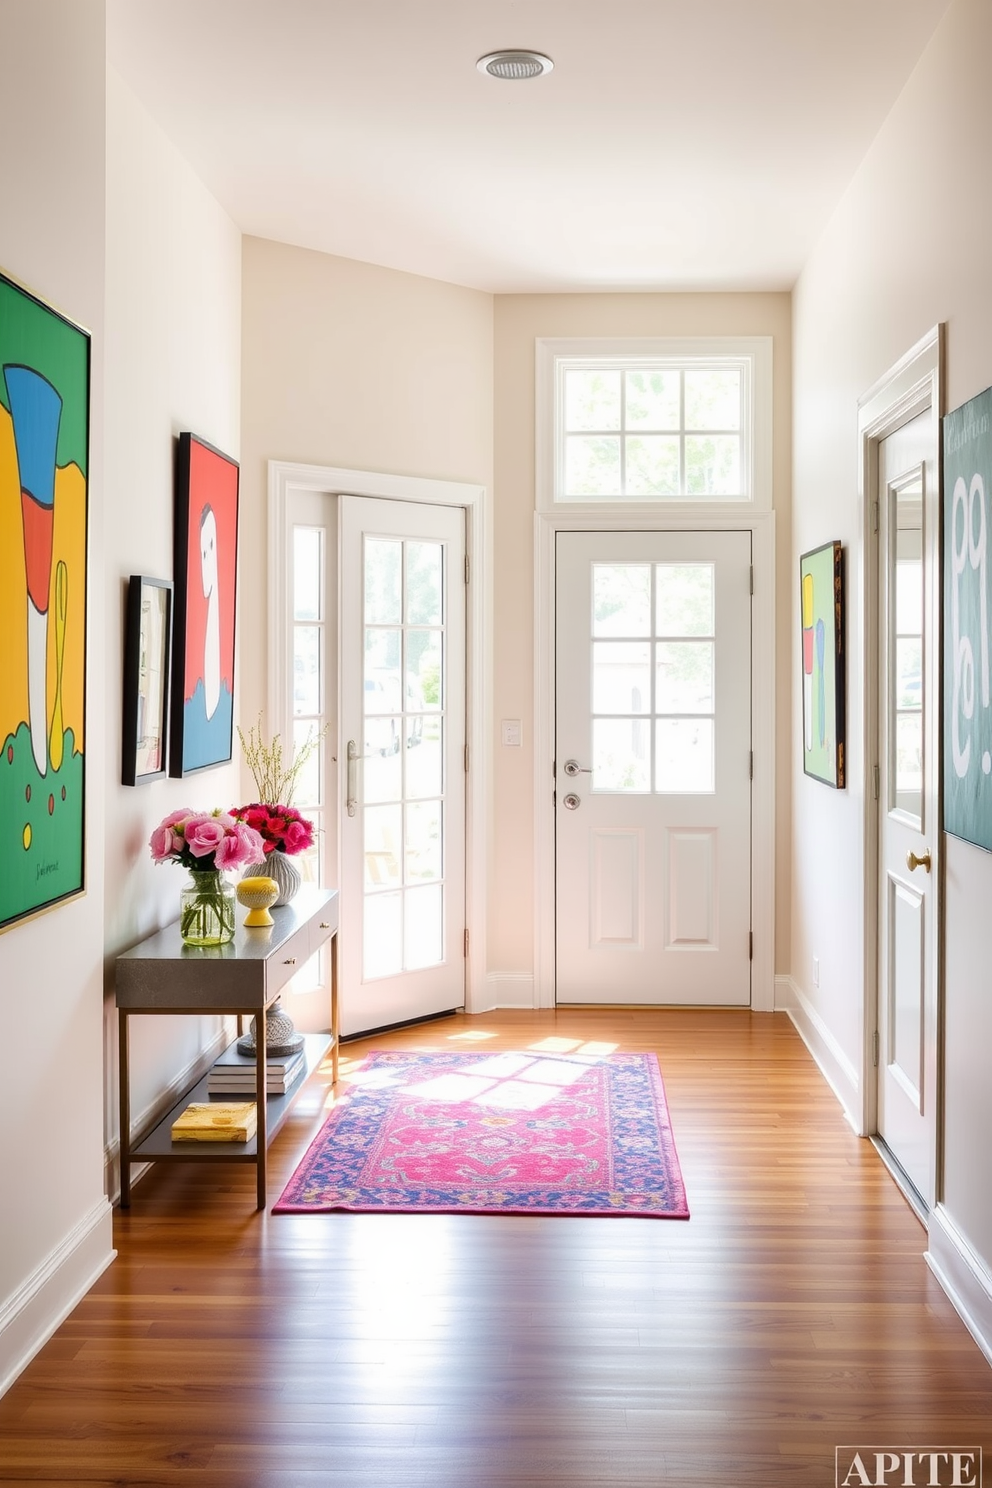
[236,876,280,927]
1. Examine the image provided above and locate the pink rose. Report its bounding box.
[149,824,180,862]
[183,816,228,858]
[215,822,264,870]
[160,807,193,830]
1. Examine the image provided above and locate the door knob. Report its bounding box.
[562,793,581,811]
[906,848,931,874]
[563,758,592,777]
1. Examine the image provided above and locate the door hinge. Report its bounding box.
[464,553,470,584]
[749,750,754,781]
[872,1029,879,1068]
[873,763,880,800]
[464,928,470,959]
[464,743,469,773]
[872,501,880,535]
[748,931,753,961]
[749,564,754,596]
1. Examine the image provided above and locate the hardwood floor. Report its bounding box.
[1,1008,990,1486]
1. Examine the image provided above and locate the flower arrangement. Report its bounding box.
[232,802,314,858]
[149,808,265,873]
[237,715,325,807]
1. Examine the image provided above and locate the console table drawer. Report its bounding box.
[309,907,337,959]
[266,923,312,999]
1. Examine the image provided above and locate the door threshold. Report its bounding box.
[870,1135,928,1228]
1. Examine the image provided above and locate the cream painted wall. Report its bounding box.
[492,293,793,978]
[792,0,992,1273]
[0,0,112,1392]
[102,71,242,1154]
[239,236,494,935]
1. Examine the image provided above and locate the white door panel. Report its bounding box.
[876,411,938,1207]
[339,496,465,1036]
[555,530,751,1005]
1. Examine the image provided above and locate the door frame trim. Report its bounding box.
[857,325,944,1167]
[268,460,490,1015]
[534,509,777,1011]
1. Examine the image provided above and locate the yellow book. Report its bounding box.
[171,1101,257,1142]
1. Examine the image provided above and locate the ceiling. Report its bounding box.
[107,0,952,295]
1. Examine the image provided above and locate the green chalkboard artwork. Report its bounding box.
[944,384,992,851]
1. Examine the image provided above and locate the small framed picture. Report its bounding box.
[122,576,172,785]
[800,541,845,788]
[169,433,239,776]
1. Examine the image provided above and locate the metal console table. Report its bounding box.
[115,885,338,1210]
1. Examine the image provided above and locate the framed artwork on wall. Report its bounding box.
[943,383,992,850]
[169,432,239,777]
[800,540,845,788]
[0,267,90,933]
[122,576,172,786]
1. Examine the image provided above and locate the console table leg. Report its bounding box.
[119,1011,131,1209]
[330,932,339,1086]
[255,1023,267,1211]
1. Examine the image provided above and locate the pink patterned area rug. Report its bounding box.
[273,1048,689,1218]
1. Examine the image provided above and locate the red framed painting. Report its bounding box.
[169,433,239,777]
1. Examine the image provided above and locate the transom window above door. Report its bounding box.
[537,336,772,510]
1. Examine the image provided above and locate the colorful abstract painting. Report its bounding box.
[0,270,89,933]
[800,541,845,788]
[943,384,992,850]
[169,434,239,776]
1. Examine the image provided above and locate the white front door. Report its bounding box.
[555,530,752,1005]
[339,495,466,1036]
[876,410,939,1208]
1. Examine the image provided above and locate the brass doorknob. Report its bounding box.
[906,848,931,874]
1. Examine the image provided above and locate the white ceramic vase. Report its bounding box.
[256,849,302,906]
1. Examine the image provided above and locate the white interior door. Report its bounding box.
[876,410,939,1208]
[339,495,465,1036]
[555,530,751,1005]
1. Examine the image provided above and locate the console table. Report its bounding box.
[115,885,338,1210]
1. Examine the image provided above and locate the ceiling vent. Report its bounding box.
[477,50,554,81]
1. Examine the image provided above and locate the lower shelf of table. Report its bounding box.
[129,1032,332,1163]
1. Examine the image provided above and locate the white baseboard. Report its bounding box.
[0,1198,115,1398]
[482,973,536,1010]
[775,974,862,1133]
[927,1204,992,1369]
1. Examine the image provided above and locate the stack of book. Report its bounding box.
[171,1101,257,1142]
[207,1044,307,1096]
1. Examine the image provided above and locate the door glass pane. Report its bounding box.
[362,537,447,979]
[593,564,651,637]
[593,642,650,714]
[293,527,322,620]
[655,565,714,637]
[406,715,442,799]
[406,800,442,883]
[592,718,650,792]
[890,478,923,821]
[365,538,402,624]
[365,804,401,890]
[365,891,402,980]
[406,542,442,625]
[293,626,320,716]
[656,642,714,713]
[292,720,322,809]
[406,629,443,710]
[656,719,715,793]
[405,884,443,970]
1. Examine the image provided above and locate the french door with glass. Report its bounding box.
[339,495,466,1036]
[555,529,752,1005]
